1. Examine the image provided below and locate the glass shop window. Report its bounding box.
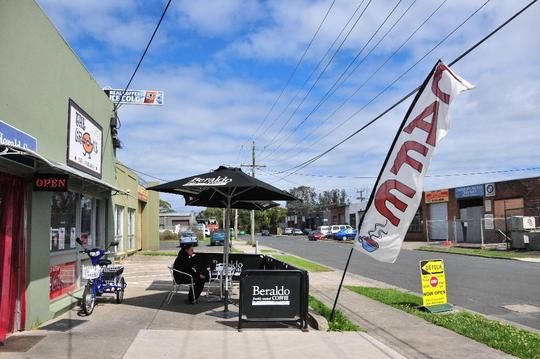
[50,192,78,252]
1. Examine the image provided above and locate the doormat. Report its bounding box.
[0,335,45,352]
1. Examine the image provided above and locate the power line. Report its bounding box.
[261,0,413,162]
[253,0,366,153]
[263,166,540,180]
[258,0,373,155]
[266,0,447,166]
[279,0,515,177]
[249,0,336,142]
[113,0,173,113]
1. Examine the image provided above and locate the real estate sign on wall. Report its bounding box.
[104,89,164,106]
[67,99,102,178]
[425,189,449,204]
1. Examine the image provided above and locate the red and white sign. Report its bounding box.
[430,276,438,287]
[356,61,473,263]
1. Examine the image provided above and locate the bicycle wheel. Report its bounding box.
[116,277,125,304]
[82,282,96,315]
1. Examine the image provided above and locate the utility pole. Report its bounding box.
[241,141,266,243]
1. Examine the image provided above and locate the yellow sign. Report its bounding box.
[420,259,447,307]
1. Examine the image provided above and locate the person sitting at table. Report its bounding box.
[173,243,206,304]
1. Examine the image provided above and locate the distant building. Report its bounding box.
[159,212,198,232]
[405,176,540,249]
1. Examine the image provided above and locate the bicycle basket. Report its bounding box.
[82,265,102,279]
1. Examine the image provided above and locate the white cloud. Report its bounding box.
[34,0,540,211]
[174,0,265,35]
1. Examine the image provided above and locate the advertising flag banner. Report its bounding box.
[356,61,474,263]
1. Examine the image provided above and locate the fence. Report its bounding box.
[426,215,540,248]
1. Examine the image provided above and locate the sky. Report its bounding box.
[37,0,540,212]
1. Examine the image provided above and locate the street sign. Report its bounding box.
[419,259,451,312]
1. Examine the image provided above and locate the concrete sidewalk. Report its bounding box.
[0,246,514,359]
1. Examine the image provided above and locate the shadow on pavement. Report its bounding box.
[0,336,45,353]
[122,291,223,315]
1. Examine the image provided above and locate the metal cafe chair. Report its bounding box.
[206,263,222,299]
[167,265,196,304]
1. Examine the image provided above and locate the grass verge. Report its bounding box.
[346,286,540,359]
[271,255,333,272]
[417,246,540,259]
[259,249,278,254]
[309,295,362,332]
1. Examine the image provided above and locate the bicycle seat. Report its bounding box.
[99,259,112,266]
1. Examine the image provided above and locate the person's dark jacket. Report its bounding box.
[173,249,206,284]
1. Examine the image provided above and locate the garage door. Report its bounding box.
[428,202,448,240]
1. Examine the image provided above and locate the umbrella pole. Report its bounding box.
[223,195,231,312]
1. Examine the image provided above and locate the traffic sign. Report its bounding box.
[419,259,450,311]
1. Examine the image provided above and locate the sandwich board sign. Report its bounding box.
[419,259,452,312]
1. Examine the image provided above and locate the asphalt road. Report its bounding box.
[258,235,540,331]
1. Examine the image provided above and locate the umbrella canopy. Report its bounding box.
[147,166,298,313]
[184,197,280,211]
[147,166,297,202]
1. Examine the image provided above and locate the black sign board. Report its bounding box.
[33,174,68,192]
[239,270,307,330]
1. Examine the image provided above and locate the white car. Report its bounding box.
[204,228,210,236]
[317,226,331,238]
[284,228,293,235]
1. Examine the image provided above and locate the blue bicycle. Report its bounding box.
[76,238,126,315]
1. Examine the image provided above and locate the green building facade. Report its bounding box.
[0,1,159,341]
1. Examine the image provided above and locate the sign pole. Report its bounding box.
[329,247,354,323]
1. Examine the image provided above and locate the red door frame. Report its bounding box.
[0,173,26,343]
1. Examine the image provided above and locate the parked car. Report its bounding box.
[179,231,198,247]
[293,228,303,235]
[317,225,331,238]
[303,228,312,235]
[210,229,226,246]
[308,230,326,241]
[334,228,357,241]
[284,228,293,235]
[204,228,210,236]
[261,229,271,236]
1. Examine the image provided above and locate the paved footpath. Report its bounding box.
[0,250,516,359]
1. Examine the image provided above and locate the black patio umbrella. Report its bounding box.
[185,197,280,211]
[147,166,298,312]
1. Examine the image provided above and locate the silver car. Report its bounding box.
[179,231,198,247]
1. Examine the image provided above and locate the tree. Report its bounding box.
[318,188,349,209]
[255,207,287,232]
[199,208,224,225]
[287,186,318,216]
[159,199,174,213]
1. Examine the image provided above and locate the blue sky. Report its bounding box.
[37,0,540,211]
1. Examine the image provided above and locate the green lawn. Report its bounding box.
[417,246,540,259]
[259,249,278,254]
[346,286,540,359]
[271,255,333,272]
[308,295,362,332]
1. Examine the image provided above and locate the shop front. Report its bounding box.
[0,173,26,342]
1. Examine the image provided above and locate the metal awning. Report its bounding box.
[0,144,123,193]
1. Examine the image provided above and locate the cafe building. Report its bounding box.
[0,1,161,341]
